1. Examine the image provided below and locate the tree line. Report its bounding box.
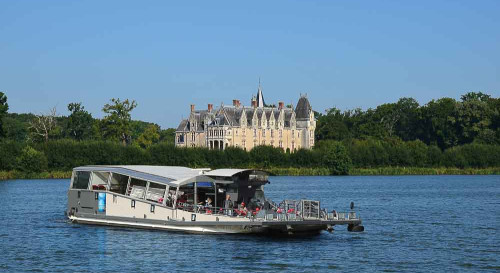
[315,92,499,149]
[0,91,499,175]
[0,94,175,147]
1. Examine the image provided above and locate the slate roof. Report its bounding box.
[176,92,313,132]
[295,96,312,120]
[177,119,188,131]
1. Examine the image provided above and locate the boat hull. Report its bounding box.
[68,214,361,235]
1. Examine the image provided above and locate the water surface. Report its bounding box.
[0,176,498,272]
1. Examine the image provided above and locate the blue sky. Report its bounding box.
[1,0,499,128]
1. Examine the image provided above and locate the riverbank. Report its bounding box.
[349,167,500,175]
[267,167,500,176]
[0,171,72,180]
[1,167,499,180]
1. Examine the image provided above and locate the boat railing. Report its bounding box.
[174,199,359,222]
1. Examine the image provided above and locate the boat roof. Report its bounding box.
[73,165,210,187]
[204,169,250,177]
[73,165,267,187]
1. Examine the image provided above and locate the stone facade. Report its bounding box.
[175,86,315,151]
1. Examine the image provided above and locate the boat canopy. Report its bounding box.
[73,166,269,187]
[73,165,214,187]
[204,169,250,177]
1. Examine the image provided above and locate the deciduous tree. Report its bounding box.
[101,98,137,145]
[66,102,94,140]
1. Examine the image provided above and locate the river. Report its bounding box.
[0,175,498,272]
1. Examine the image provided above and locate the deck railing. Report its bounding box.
[174,198,359,222]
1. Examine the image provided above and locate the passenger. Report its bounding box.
[204,197,213,214]
[205,197,213,208]
[224,195,233,216]
[237,202,248,216]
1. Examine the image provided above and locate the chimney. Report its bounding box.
[236,100,240,107]
[208,104,213,112]
[233,99,238,106]
[190,104,195,112]
[251,100,257,108]
[278,101,284,110]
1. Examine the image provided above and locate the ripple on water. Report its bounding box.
[1,176,500,272]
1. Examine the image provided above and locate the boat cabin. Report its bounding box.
[69,166,269,217]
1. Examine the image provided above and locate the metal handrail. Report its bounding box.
[173,199,347,222]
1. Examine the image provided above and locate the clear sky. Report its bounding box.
[1,0,499,128]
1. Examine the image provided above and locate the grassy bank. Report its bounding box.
[350,167,500,175]
[0,171,72,180]
[1,167,499,180]
[267,167,500,176]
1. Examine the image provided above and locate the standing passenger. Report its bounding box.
[224,195,233,216]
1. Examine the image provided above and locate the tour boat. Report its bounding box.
[66,166,364,235]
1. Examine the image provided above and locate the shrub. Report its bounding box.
[314,140,351,175]
[16,146,48,173]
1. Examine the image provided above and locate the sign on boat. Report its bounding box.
[66,165,364,235]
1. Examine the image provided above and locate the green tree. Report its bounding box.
[394,97,420,141]
[419,98,459,149]
[314,140,351,174]
[457,92,493,144]
[66,102,94,140]
[136,124,160,148]
[101,98,137,145]
[0,92,8,138]
[16,146,48,173]
[160,128,176,144]
[315,108,351,141]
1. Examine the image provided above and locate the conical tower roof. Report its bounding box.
[295,95,312,120]
[256,81,265,108]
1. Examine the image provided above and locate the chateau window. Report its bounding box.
[292,130,295,138]
[243,128,246,135]
[292,142,295,151]
[253,129,257,137]
[279,130,283,138]
[271,130,274,137]
[279,141,283,148]
[220,130,223,136]
[262,129,266,137]
[236,130,238,136]
[177,135,184,143]
[242,140,246,148]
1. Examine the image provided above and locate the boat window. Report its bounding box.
[109,173,129,195]
[177,183,195,208]
[196,182,215,208]
[91,171,109,190]
[166,189,176,208]
[146,182,166,204]
[73,171,91,189]
[128,178,147,199]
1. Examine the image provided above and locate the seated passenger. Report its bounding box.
[204,197,213,214]
[236,202,248,216]
[205,197,213,208]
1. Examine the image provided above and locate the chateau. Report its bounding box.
[175,85,316,151]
